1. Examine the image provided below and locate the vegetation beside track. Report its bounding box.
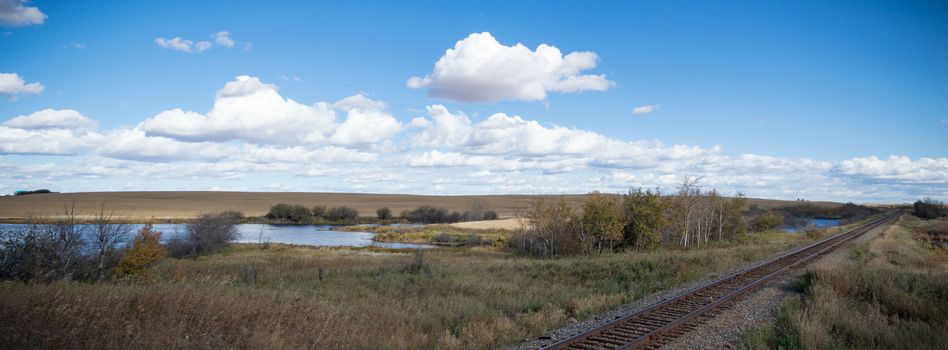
[744,214,948,350]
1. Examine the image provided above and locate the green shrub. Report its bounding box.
[751,210,783,232]
[266,203,313,223]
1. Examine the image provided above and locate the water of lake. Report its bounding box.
[0,223,434,249]
[782,218,841,233]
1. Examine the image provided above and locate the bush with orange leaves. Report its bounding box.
[114,225,167,279]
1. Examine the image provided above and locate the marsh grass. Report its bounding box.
[744,215,948,350]
[370,224,510,246]
[2,228,830,349]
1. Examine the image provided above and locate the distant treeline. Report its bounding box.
[513,178,748,257]
[753,202,880,229]
[913,198,945,219]
[13,189,55,196]
[264,200,498,224]
[511,177,882,258]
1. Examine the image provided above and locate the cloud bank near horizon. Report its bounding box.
[1,74,944,203]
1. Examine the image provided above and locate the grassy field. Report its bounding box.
[0,226,847,349]
[0,191,843,222]
[744,214,948,350]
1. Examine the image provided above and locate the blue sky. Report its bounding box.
[1,0,946,202]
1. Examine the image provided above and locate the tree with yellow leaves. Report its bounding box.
[114,224,167,279]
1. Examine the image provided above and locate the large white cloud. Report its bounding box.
[98,128,239,162]
[141,75,338,144]
[0,109,100,155]
[0,0,45,27]
[0,127,98,155]
[407,32,614,103]
[837,156,948,183]
[2,109,97,131]
[0,72,44,98]
[141,76,405,147]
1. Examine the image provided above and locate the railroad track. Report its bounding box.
[541,212,899,350]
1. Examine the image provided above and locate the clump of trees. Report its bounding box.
[403,206,461,224]
[266,203,360,223]
[167,212,239,258]
[665,178,746,248]
[577,193,624,254]
[511,178,749,257]
[464,200,499,221]
[0,204,133,282]
[914,198,945,219]
[511,197,578,256]
[13,189,54,196]
[327,206,359,223]
[266,203,313,223]
[376,207,392,221]
[751,210,784,232]
[402,200,499,224]
[773,202,879,227]
[622,188,665,251]
[311,205,327,219]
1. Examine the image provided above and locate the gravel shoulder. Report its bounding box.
[512,220,891,350]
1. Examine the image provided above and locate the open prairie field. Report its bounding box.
[0,191,841,222]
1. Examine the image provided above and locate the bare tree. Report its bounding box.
[467,199,488,221]
[675,176,701,248]
[90,204,132,281]
[186,212,239,256]
[49,202,86,280]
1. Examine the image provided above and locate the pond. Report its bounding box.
[782,218,841,233]
[0,223,434,249]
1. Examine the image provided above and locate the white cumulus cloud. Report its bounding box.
[140,76,402,147]
[329,109,402,146]
[408,32,614,103]
[0,109,100,155]
[0,0,45,27]
[633,104,659,114]
[2,108,97,131]
[0,72,43,98]
[837,155,948,183]
[141,75,337,144]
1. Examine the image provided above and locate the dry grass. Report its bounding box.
[745,215,948,350]
[0,191,841,222]
[449,218,526,230]
[0,228,826,349]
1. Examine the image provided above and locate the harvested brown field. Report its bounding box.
[449,218,526,230]
[0,191,841,222]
